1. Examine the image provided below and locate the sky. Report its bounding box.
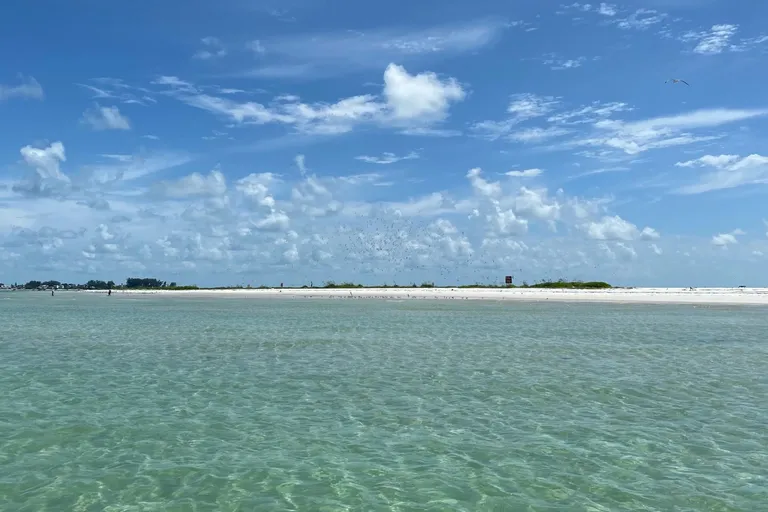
[1,0,767,287]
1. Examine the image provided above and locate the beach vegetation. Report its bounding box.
[456,280,611,289]
[323,281,364,288]
[11,276,611,291]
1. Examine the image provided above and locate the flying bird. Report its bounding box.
[666,78,689,86]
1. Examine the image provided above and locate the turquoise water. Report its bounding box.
[1,292,767,511]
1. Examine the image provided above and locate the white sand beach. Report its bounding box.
[87,287,768,305]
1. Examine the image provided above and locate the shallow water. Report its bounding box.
[1,292,767,511]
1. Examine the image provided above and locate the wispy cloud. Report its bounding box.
[237,18,511,78]
[681,24,738,55]
[674,154,768,194]
[471,93,561,140]
[542,54,588,70]
[559,2,618,17]
[474,91,767,161]
[680,24,768,55]
[509,126,571,143]
[0,75,44,101]
[355,151,419,164]
[295,154,307,176]
[76,78,156,106]
[568,108,767,157]
[81,151,194,185]
[559,4,666,30]
[613,9,667,30]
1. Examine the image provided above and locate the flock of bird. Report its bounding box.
[277,213,612,287]
[274,78,689,286]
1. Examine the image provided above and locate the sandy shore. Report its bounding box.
[84,287,768,305]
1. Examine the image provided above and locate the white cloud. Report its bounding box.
[597,3,617,16]
[0,75,44,101]
[640,227,660,240]
[5,159,667,283]
[77,78,156,106]
[730,34,768,52]
[509,126,571,143]
[507,93,560,120]
[295,154,307,176]
[505,168,543,178]
[157,63,465,135]
[681,24,738,55]
[583,215,658,241]
[561,2,617,17]
[355,151,419,165]
[382,64,465,125]
[13,142,70,197]
[674,154,768,194]
[573,108,768,156]
[680,24,768,55]
[239,19,509,77]
[543,55,587,70]
[156,169,227,198]
[81,105,131,131]
[614,9,667,30]
[81,151,193,185]
[246,40,266,55]
[548,101,632,125]
[471,93,561,140]
[712,229,744,247]
[194,36,227,60]
[475,95,765,163]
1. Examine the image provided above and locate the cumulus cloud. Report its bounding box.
[583,215,658,242]
[156,169,227,198]
[2,151,683,285]
[712,229,744,247]
[13,142,70,197]
[382,64,465,125]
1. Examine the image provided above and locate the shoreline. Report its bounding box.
[72,287,768,305]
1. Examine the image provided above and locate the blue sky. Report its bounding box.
[1,0,767,287]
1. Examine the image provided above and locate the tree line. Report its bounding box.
[13,278,196,290]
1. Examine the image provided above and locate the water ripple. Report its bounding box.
[1,294,767,510]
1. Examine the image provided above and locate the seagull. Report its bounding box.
[666,78,690,86]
